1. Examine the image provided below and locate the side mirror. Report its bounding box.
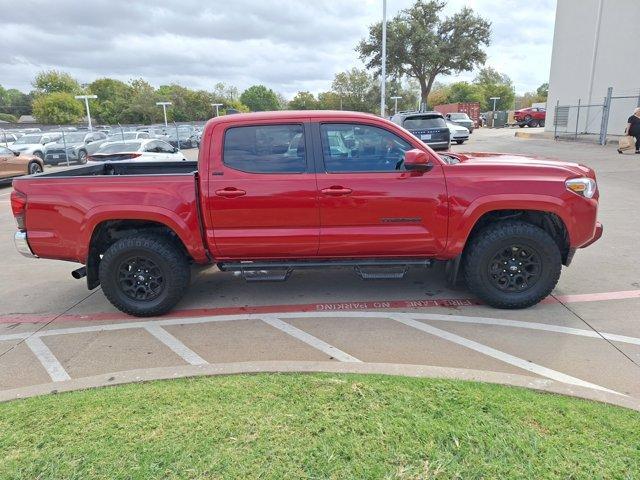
[13,150,20,156]
[404,149,433,172]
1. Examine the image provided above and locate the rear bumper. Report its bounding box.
[14,231,37,258]
[580,222,603,249]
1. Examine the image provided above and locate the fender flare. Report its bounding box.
[445,194,572,257]
[78,205,208,263]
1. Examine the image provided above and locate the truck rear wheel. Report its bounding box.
[99,234,190,317]
[463,221,561,309]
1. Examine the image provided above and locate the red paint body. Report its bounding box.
[12,111,601,267]
[514,107,546,123]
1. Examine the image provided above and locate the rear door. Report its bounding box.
[207,122,319,258]
[314,122,448,257]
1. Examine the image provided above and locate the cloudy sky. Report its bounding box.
[1,0,557,97]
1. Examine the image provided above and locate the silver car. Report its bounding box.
[44,131,109,165]
[447,122,470,145]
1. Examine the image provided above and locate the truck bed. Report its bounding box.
[33,160,198,178]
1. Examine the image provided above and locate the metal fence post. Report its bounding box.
[554,100,559,139]
[174,122,181,150]
[575,99,581,140]
[60,127,70,167]
[599,86,613,145]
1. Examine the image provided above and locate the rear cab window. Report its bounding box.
[223,124,306,173]
[402,115,447,130]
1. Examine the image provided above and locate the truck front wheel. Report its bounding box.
[99,234,190,317]
[463,221,561,309]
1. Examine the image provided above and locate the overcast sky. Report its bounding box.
[1,0,557,97]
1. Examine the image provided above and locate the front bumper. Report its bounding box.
[45,151,78,164]
[580,221,603,248]
[14,231,37,258]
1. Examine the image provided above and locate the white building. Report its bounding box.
[546,0,640,136]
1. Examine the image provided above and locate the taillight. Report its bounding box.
[10,190,27,230]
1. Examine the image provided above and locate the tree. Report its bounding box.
[121,79,160,124]
[357,0,491,107]
[317,91,342,110]
[288,91,319,110]
[88,78,132,124]
[0,87,32,117]
[331,68,377,113]
[33,70,81,95]
[536,83,549,99]
[239,85,280,112]
[446,81,484,105]
[473,67,515,110]
[32,92,84,124]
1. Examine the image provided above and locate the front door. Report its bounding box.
[207,122,319,259]
[314,122,448,257]
[0,146,21,178]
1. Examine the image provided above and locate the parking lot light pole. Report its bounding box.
[74,95,97,131]
[380,0,387,118]
[211,103,223,117]
[390,96,402,115]
[156,101,172,127]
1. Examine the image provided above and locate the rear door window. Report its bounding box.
[223,124,306,173]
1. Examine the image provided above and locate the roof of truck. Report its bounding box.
[205,110,383,127]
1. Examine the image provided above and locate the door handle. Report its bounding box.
[321,186,352,196]
[215,187,246,198]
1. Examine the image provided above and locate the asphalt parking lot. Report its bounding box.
[1,128,639,408]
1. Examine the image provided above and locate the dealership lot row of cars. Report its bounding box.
[0,124,201,182]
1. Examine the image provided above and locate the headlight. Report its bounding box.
[565,178,597,198]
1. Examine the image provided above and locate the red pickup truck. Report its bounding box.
[11,111,602,316]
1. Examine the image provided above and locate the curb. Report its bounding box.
[2,361,639,411]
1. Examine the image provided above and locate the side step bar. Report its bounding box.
[218,259,433,282]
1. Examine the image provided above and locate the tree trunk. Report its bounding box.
[419,75,437,110]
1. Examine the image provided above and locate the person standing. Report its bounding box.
[622,107,640,154]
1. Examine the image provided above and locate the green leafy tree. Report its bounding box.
[331,68,377,113]
[473,67,515,110]
[0,113,17,123]
[357,0,491,107]
[536,82,549,99]
[0,87,32,117]
[317,91,342,110]
[447,81,484,104]
[33,70,81,95]
[121,79,160,124]
[239,85,280,112]
[88,78,132,124]
[288,91,319,110]
[32,92,84,124]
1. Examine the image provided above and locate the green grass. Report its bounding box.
[0,374,639,479]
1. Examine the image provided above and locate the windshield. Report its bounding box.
[402,116,446,129]
[59,133,86,143]
[449,113,470,120]
[14,134,43,144]
[96,142,142,154]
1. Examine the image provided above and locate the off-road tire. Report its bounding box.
[528,119,539,128]
[78,150,88,164]
[463,221,561,309]
[99,234,190,317]
[539,120,545,127]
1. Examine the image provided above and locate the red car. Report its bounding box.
[514,107,546,127]
[11,111,601,316]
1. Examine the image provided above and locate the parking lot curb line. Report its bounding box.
[260,315,361,363]
[144,324,208,366]
[2,289,640,325]
[1,361,638,411]
[388,314,621,396]
[25,337,70,383]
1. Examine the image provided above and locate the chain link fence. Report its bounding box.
[554,87,640,144]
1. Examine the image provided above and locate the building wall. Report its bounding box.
[546,0,640,134]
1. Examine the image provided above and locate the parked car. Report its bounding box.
[11,111,602,317]
[10,132,62,160]
[44,131,109,165]
[390,111,450,150]
[445,112,474,133]
[0,146,43,184]
[107,131,151,142]
[89,139,185,162]
[514,107,546,127]
[447,122,470,144]
[167,126,199,149]
[0,132,20,147]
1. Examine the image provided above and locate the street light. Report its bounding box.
[490,96,500,112]
[156,101,172,127]
[390,95,402,114]
[74,94,97,131]
[380,0,387,117]
[211,103,223,117]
